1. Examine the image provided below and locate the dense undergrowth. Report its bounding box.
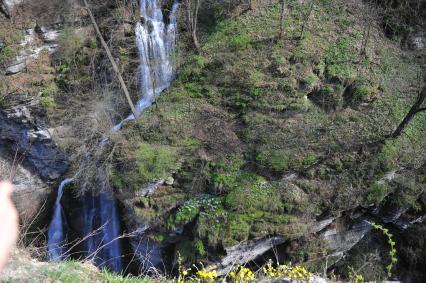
[1,0,425,281]
[103,0,426,280]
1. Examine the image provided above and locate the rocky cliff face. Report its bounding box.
[0,107,68,224]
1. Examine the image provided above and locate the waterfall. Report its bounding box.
[47,178,73,261]
[81,191,123,273]
[47,0,179,273]
[113,0,179,132]
[48,176,124,273]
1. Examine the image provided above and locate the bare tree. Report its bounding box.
[278,0,286,40]
[83,0,138,119]
[300,0,314,39]
[184,0,202,53]
[248,0,255,10]
[390,86,426,138]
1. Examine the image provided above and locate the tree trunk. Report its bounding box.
[278,0,286,40]
[83,0,138,119]
[300,1,314,39]
[185,0,202,53]
[391,87,426,138]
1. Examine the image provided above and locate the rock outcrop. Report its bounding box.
[0,107,68,222]
[3,25,60,75]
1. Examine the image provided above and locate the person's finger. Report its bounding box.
[0,181,13,197]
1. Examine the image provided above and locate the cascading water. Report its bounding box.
[113,0,179,132]
[47,0,179,273]
[80,191,123,272]
[47,178,73,261]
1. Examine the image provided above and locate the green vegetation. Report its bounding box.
[107,0,425,271]
[136,143,178,181]
[372,223,398,278]
[256,149,292,171]
[324,36,358,82]
[2,0,420,280]
[367,184,387,205]
[302,73,319,86]
[2,259,156,283]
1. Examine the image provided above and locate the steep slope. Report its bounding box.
[0,0,425,282]
[110,0,426,280]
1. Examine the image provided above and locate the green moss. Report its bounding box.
[136,143,178,181]
[224,174,271,211]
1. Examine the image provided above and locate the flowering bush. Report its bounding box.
[229,266,255,283]
[262,261,312,282]
[176,259,313,283]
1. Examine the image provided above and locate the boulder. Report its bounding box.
[5,61,26,75]
[321,219,372,257]
[215,236,286,275]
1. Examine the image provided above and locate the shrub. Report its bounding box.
[377,141,399,173]
[211,155,245,191]
[226,213,251,244]
[302,73,319,85]
[367,183,387,205]
[229,34,252,51]
[0,46,19,65]
[256,149,292,171]
[136,143,178,181]
[57,27,84,60]
[353,84,377,102]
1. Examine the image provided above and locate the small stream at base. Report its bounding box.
[47,0,179,274]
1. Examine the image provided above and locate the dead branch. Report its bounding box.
[83,0,139,119]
